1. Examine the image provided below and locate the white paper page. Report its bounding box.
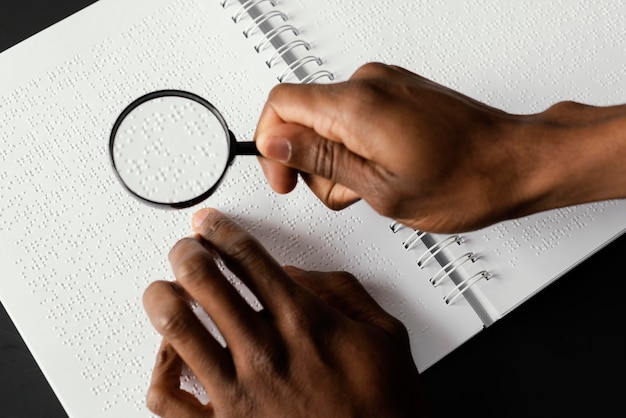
[285,0,626,113]
[0,1,485,417]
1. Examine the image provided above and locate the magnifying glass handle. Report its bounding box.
[237,141,260,156]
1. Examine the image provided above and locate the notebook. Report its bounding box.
[1,0,625,416]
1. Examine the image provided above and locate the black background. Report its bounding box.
[1,2,625,417]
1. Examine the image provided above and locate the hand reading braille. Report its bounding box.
[143,208,427,418]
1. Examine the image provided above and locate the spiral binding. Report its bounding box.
[430,252,476,286]
[444,270,492,305]
[244,10,287,38]
[254,24,300,52]
[389,221,403,233]
[416,235,462,268]
[232,0,277,23]
[222,0,335,84]
[403,230,426,251]
[266,39,310,68]
[278,55,323,82]
[300,70,336,84]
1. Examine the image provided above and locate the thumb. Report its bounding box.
[257,122,379,207]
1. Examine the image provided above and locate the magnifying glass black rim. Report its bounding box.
[109,89,234,209]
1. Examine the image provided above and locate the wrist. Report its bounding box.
[511,102,626,215]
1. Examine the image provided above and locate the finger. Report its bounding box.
[143,280,234,397]
[256,121,384,206]
[191,208,301,316]
[255,63,402,159]
[254,96,307,196]
[146,340,214,418]
[284,266,401,335]
[255,82,374,157]
[256,131,362,209]
[256,155,299,194]
[168,236,266,348]
[299,172,361,211]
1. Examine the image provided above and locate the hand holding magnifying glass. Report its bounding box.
[109,90,259,209]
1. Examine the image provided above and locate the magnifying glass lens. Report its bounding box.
[111,94,231,207]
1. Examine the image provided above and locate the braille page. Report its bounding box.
[286,0,626,113]
[0,1,485,417]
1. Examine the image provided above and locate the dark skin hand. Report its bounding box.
[255,62,626,233]
[143,208,426,417]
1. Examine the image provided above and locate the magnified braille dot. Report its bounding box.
[110,90,259,208]
[111,92,231,205]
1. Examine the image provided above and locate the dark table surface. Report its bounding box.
[2,2,626,417]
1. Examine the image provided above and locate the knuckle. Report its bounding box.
[352,62,391,79]
[547,100,584,112]
[542,100,592,123]
[173,251,211,287]
[200,212,276,272]
[278,293,329,336]
[243,341,287,378]
[248,347,273,372]
[200,214,265,263]
[226,234,264,266]
[386,315,411,338]
[281,303,311,332]
[268,81,294,103]
[203,213,242,240]
[313,140,337,180]
[335,270,359,284]
[334,78,394,131]
[168,237,198,264]
[319,270,360,293]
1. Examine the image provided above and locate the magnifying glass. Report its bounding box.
[109,89,259,209]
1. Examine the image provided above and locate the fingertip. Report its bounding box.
[143,280,191,321]
[192,208,214,230]
[142,280,162,311]
[284,266,318,290]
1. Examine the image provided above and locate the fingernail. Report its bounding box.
[264,136,291,162]
[192,208,211,230]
